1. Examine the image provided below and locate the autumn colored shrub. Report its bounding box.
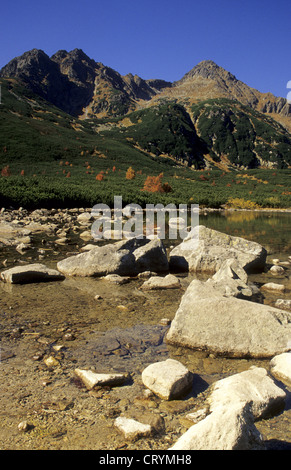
[1,165,11,177]
[96,171,104,181]
[126,166,135,180]
[142,173,172,193]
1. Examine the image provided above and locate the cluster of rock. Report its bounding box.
[169,363,289,450]
[73,355,290,449]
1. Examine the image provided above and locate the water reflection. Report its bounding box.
[200,210,291,255]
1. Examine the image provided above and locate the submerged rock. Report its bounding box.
[140,274,181,290]
[261,283,286,293]
[169,225,267,274]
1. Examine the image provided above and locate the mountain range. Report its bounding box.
[1,48,291,170]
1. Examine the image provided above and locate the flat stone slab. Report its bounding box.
[114,416,153,441]
[74,369,130,390]
[0,263,65,284]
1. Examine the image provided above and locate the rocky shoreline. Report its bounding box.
[0,207,291,450]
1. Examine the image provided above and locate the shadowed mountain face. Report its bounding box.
[0,48,172,117]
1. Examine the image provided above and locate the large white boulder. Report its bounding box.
[170,366,286,450]
[208,367,286,419]
[169,402,265,450]
[57,237,168,277]
[169,225,267,274]
[166,274,291,358]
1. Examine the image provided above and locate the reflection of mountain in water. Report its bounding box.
[200,211,291,254]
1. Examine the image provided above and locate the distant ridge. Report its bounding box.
[1,49,290,127]
[1,48,291,171]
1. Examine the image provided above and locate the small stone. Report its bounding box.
[270,265,285,275]
[53,344,65,351]
[275,299,291,310]
[261,283,286,293]
[18,421,30,432]
[44,356,60,368]
[63,332,75,341]
[185,408,209,424]
[55,237,68,244]
[114,416,153,441]
[79,231,93,241]
[102,274,130,285]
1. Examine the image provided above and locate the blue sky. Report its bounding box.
[1,0,290,98]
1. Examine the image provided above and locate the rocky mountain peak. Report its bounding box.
[177,59,238,84]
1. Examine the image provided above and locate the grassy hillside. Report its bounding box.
[0,78,291,209]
